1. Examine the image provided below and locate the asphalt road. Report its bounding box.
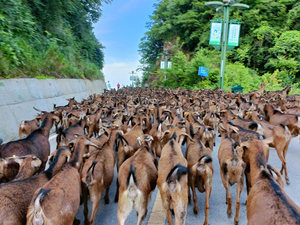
[48,133,300,225]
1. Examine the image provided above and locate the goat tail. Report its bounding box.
[85,161,98,187]
[29,188,51,225]
[197,154,213,173]
[166,164,189,193]
[127,164,138,200]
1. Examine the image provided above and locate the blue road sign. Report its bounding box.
[198,66,209,77]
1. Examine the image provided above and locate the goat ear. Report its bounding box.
[144,135,153,142]
[137,136,142,146]
[229,126,239,133]
[160,130,170,141]
[179,133,193,143]
[11,156,24,165]
[53,115,60,122]
[240,141,250,149]
[84,140,100,149]
[31,157,42,168]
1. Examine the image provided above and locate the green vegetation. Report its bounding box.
[139,0,300,93]
[0,0,112,80]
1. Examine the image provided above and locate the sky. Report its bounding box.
[94,0,157,88]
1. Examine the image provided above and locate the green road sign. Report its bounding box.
[209,22,222,45]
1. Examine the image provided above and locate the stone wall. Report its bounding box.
[0,78,106,141]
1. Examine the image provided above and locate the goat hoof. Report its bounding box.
[105,198,110,204]
[188,196,191,204]
[114,196,119,203]
[286,179,290,185]
[193,207,199,214]
[73,218,80,225]
[234,220,239,225]
[227,211,232,218]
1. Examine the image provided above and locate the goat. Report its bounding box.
[186,122,213,225]
[241,139,284,197]
[8,155,42,182]
[0,147,71,225]
[149,118,168,167]
[229,116,264,135]
[240,140,300,225]
[115,123,144,202]
[117,146,157,225]
[81,128,116,225]
[0,156,20,183]
[218,124,245,225]
[157,129,192,225]
[0,155,41,183]
[245,110,292,184]
[19,118,41,139]
[0,114,59,171]
[56,118,86,149]
[26,137,98,225]
[264,103,300,137]
[203,110,217,146]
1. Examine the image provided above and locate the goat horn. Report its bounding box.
[33,107,47,113]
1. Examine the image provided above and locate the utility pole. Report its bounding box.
[205,0,249,89]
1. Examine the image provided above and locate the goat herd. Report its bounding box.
[0,83,300,225]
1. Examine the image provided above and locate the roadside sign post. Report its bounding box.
[129,71,138,87]
[159,49,172,81]
[198,66,209,82]
[205,0,249,89]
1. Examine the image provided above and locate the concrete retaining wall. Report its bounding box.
[0,78,106,142]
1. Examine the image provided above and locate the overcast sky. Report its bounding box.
[94,0,156,88]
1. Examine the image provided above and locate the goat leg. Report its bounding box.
[204,173,212,225]
[82,183,89,222]
[88,186,104,225]
[114,179,120,202]
[160,190,174,225]
[104,186,110,204]
[191,176,198,214]
[221,171,232,217]
[234,175,244,225]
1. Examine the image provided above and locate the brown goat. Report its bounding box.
[81,128,116,225]
[19,118,41,139]
[117,146,157,225]
[241,140,300,225]
[0,114,59,171]
[218,125,245,225]
[8,155,42,182]
[56,118,86,149]
[0,155,41,183]
[0,147,71,225]
[26,137,98,225]
[115,123,144,202]
[186,122,213,225]
[157,129,192,225]
[264,103,300,137]
[241,139,283,197]
[245,110,292,184]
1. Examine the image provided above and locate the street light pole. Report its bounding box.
[220,4,229,89]
[159,49,172,82]
[164,51,168,81]
[205,0,249,89]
